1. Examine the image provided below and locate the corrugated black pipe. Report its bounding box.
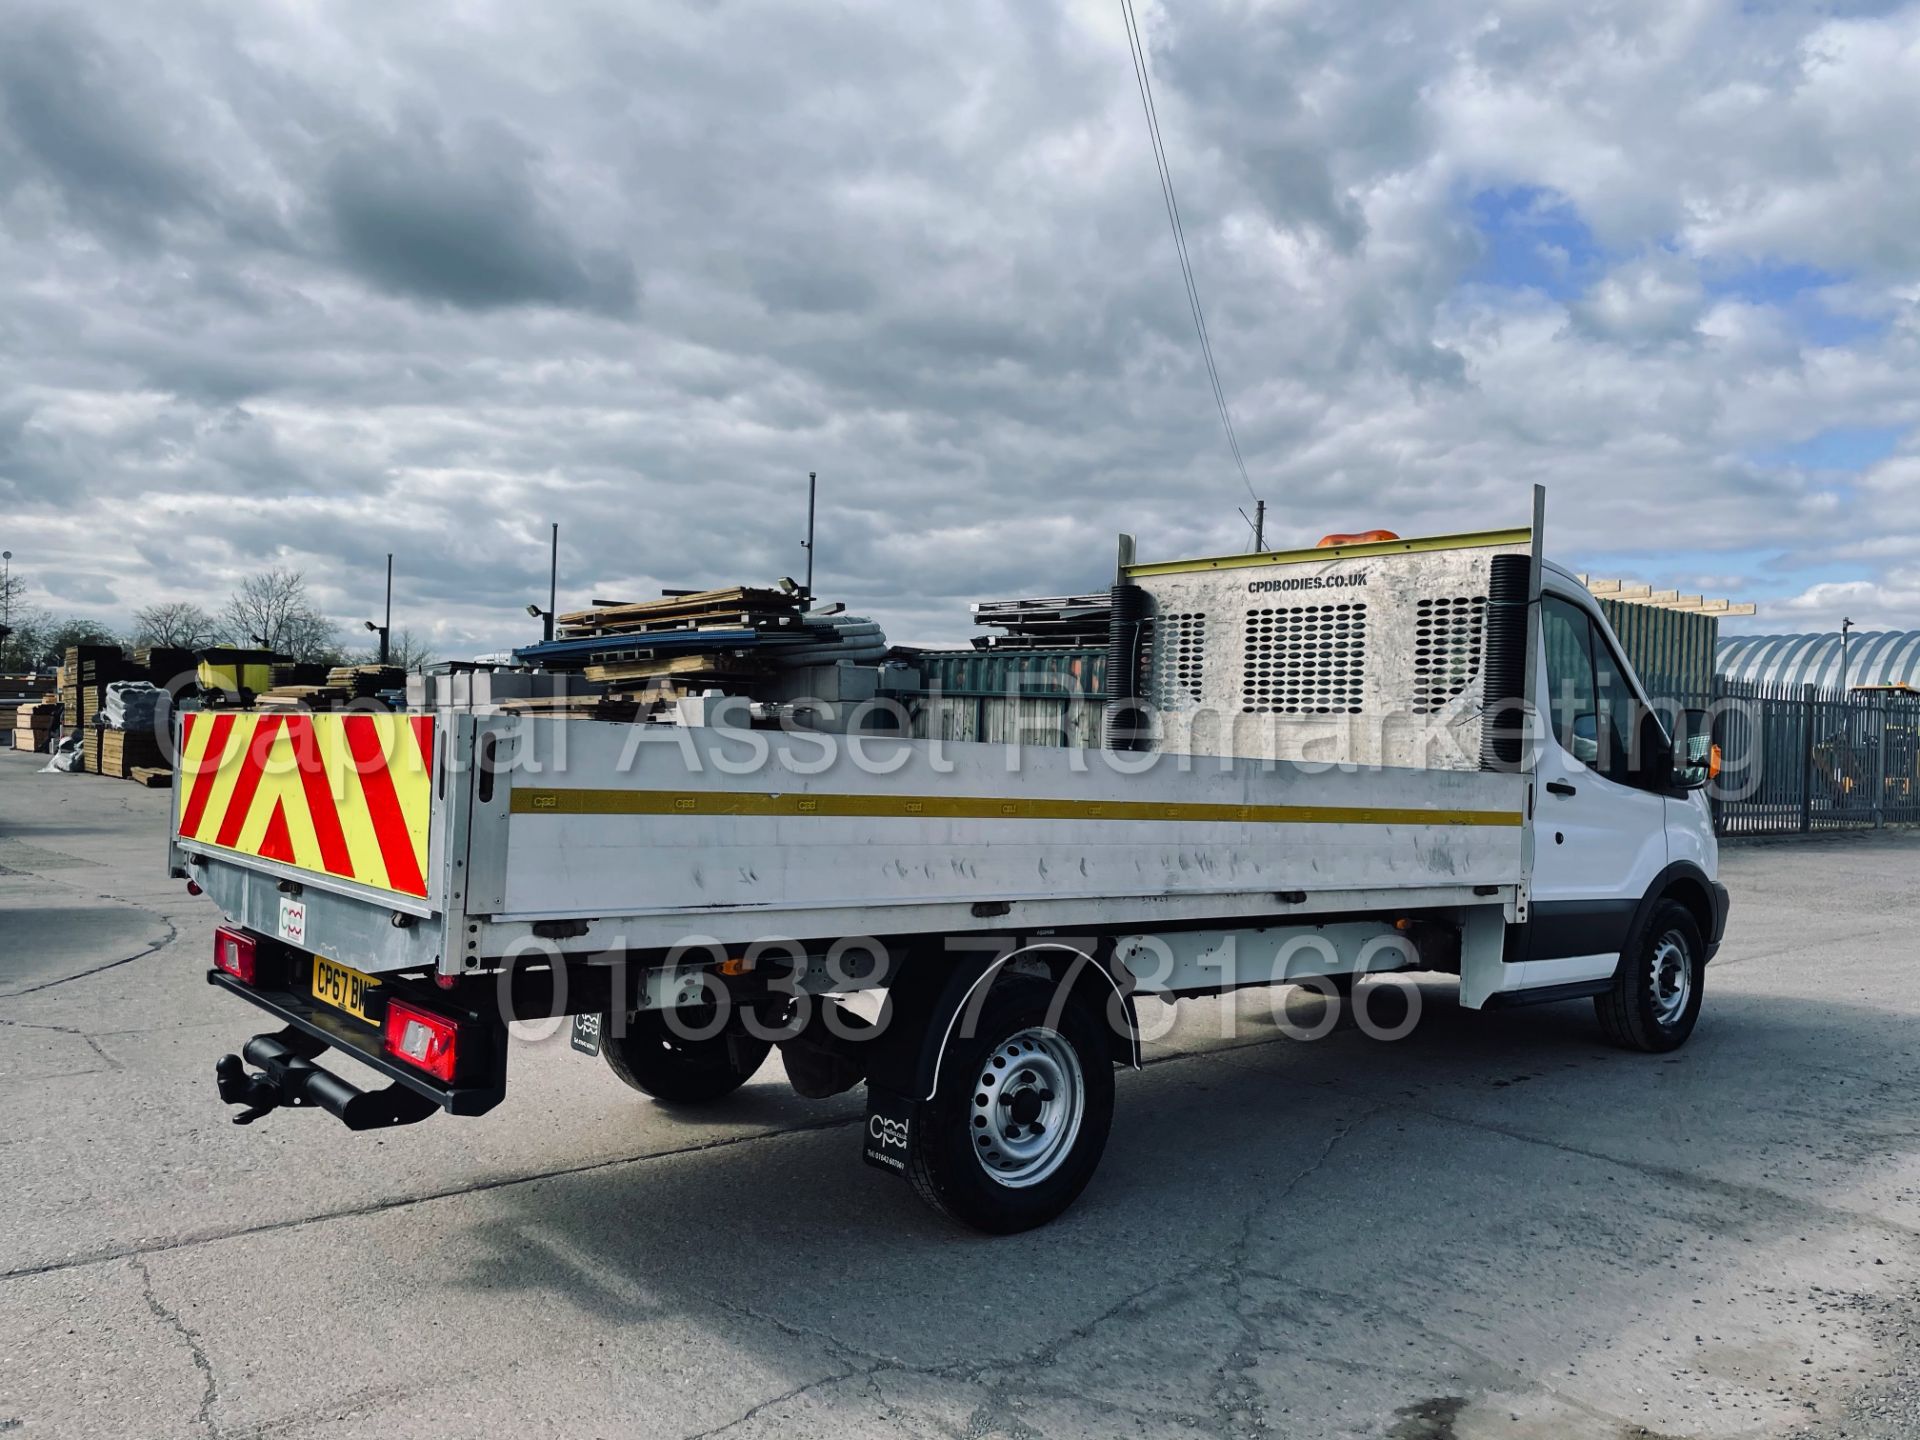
[1480,553,1530,770]
[1104,583,1149,751]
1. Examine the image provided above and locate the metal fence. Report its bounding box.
[895,647,1107,750]
[1702,678,1920,837]
[891,649,1920,839]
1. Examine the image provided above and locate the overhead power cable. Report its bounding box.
[1119,0,1259,531]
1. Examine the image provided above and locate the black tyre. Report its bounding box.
[908,976,1115,1234]
[602,1008,773,1104]
[1594,899,1705,1053]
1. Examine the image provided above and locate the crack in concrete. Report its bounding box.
[1207,1102,1384,1435]
[1,915,179,998]
[653,1106,1392,1440]
[131,1254,219,1438]
[0,1016,122,1071]
[0,1111,869,1283]
[683,1366,863,1440]
[1383,1095,1920,1245]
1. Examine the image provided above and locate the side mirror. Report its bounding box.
[1569,712,1600,766]
[1669,706,1718,791]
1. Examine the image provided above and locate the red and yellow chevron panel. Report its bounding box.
[176,713,434,898]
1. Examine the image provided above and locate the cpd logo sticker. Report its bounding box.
[869,1114,911,1149]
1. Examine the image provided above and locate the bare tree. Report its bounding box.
[220,569,339,662]
[0,566,36,670]
[0,566,26,632]
[36,616,122,668]
[0,606,47,672]
[378,628,435,671]
[352,628,435,671]
[132,601,218,649]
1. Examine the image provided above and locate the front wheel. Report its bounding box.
[602,1008,773,1104]
[1594,899,1705,1053]
[908,976,1115,1234]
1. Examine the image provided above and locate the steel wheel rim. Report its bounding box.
[971,1026,1084,1189]
[1649,931,1692,1028]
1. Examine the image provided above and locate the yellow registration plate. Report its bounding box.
[311,957,381,1024]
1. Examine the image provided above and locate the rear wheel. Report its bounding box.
[1594,899,1705,1053]
[908,976,1115,1234]
[602,1008,772,1104]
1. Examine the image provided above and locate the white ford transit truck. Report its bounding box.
[169,502,1727,1231]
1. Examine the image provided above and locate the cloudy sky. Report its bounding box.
[2,0,1917,657]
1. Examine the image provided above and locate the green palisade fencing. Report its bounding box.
[895,647,1108,749]
[1706,678,1920,836]
[1596,599,1718,707]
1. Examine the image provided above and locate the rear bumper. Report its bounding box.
[207,969,507,1124]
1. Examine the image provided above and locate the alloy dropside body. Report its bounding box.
[170,502,1728,1230]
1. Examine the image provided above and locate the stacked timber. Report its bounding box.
[497,693,642,722]
[254,664,404,712]
[514,586,886,708]
[13,700,57,752]
[3,673,54,750]
[60,647,140,769]
[327,664,407,698]
[90,726,166,779]
[254,685,341,711]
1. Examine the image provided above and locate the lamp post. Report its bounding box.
[363,552,393,665]
[2,550,11,631]
[528,523,558,642]
[1840,616,1854,694]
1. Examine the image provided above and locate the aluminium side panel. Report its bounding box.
[483,720,1526,948]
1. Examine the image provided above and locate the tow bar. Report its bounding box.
[215,1027,440,1130]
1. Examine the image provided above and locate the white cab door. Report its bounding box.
[1523,591,1669,973]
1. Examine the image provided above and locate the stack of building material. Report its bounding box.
[970,594,1111,650]
[83,681,171,782]
[91,726,166,779]
[13,700,57,752]
[2,673,54,749]
[253,684,336,712]
[497,693,643,722]
[254,664,406,712]
[514,587,886,708]
[132,647,198,685]
[59,647,140,769]
[326,664,407,698]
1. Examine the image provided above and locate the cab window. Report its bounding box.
[1590,633,1640,784]
[1541,596,1599,768]
[1542,594,1644,784]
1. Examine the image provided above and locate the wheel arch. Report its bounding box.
[867,939,1142,1104]
[1621,861,1717,975]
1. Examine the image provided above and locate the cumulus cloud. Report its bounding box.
[0,0,1917,655]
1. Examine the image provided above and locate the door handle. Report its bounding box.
[1545,780,1577,796]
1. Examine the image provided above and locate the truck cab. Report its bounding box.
[1521,561,1726,1037]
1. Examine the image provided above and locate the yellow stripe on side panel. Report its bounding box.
[510,788,1522,828]
[1122,527,1533,578]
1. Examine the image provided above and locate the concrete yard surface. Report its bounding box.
[2,746,1918,1439]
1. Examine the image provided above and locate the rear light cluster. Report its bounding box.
[384,1000,461,1083]
[213,927,257,984]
